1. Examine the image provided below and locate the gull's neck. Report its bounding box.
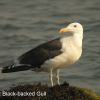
[72,32,83,48]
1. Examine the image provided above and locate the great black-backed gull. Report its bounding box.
[2,22,83,86]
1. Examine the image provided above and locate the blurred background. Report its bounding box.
[0,0,100,93]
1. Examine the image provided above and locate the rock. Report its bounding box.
[0,82,99,100]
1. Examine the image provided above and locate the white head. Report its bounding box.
[59,22,83,34]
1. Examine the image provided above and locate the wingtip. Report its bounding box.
[1,66,10,73]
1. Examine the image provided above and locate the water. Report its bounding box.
[0,0,100,93]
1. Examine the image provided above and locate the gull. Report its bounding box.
[2,22,83,86]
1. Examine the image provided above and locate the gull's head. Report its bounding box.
[59,22,83,34]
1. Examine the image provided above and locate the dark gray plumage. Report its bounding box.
[2,38,62,73]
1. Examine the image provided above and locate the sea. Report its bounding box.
[0,0,100,93]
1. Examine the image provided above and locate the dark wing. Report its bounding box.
[18,38,62,68]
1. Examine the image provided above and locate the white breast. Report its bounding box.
[42,37,82,72]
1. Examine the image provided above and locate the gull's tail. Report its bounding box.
[2,64,32,73]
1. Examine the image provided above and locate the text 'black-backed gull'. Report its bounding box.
[2,22,83,86]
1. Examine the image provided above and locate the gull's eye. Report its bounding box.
[73,25,77,28]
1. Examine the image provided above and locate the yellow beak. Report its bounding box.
[59,28,72,34]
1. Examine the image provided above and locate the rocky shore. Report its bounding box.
[0,82,99,100]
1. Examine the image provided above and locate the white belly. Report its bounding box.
[41,49,82,72]
[41,37,82,72]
